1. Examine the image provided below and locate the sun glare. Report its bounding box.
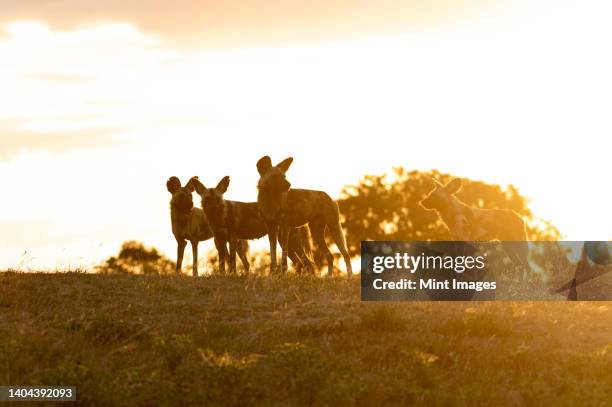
[1,1,611,268]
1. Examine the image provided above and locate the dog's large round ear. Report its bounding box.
[216,176,230,193]
[276,157,294,173]
[445,178,463,194]
[167,176,181,194]
[187,176,205,194]
[256,156,273,176]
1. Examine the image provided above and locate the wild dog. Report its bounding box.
[256,156,353,276]
[419,178,530,281]
[188,176,313,274]
[167,176,249,276]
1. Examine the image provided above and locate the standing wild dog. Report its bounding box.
[188,176,313,274]
[419,178,531,280]
[256,156,353,276]
[167,176,249,276]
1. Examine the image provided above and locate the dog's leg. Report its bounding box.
[290,249,307,274]
[176,239,187,274]
[328,219,353,277]
[311,219,334,276]
[297,252,315,275]
[237,240,250,274]
[279,226,291,273]
[286,228,313,274]
[191,240,199,277]
[284,244,301,273]
[268,224,278,274]
[285,240,302,273]
[287,228,310,274]
[214,237,227,274]
[281,251,288,273]
[228,237,238,274]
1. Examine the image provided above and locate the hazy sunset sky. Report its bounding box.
[1,0,610,269]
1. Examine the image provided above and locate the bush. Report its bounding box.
[96,241,175,275]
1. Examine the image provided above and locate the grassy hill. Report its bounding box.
[1,272,611,406]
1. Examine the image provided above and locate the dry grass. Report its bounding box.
[1,271,611,406]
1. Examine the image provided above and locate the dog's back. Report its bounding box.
[285,189,338,225]
[221,198,314,270]
[222,200,268,240]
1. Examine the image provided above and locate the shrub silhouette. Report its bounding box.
[96,241,175,275]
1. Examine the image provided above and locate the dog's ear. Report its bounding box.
[167,176,182,194]
[216,176,230,194]
[430,176,444,189]
[276,157,293,173]
[187,176,205,194]
[445,178,462,194]
[256,156,273,176]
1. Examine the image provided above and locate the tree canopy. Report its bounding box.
[338,168,561,256]
[96,241,175,275]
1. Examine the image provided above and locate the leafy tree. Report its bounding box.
[96,241,175,275]
[338,168,561,256]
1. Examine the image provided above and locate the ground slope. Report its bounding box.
[0,272,611,406]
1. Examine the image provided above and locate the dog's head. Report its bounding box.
[167,176,194,214]
[188,176,229,215]
[420,178,462,211]
[256,156,293,193]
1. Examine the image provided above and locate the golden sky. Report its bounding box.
[0,0,493,47]
[0,0,610,269]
